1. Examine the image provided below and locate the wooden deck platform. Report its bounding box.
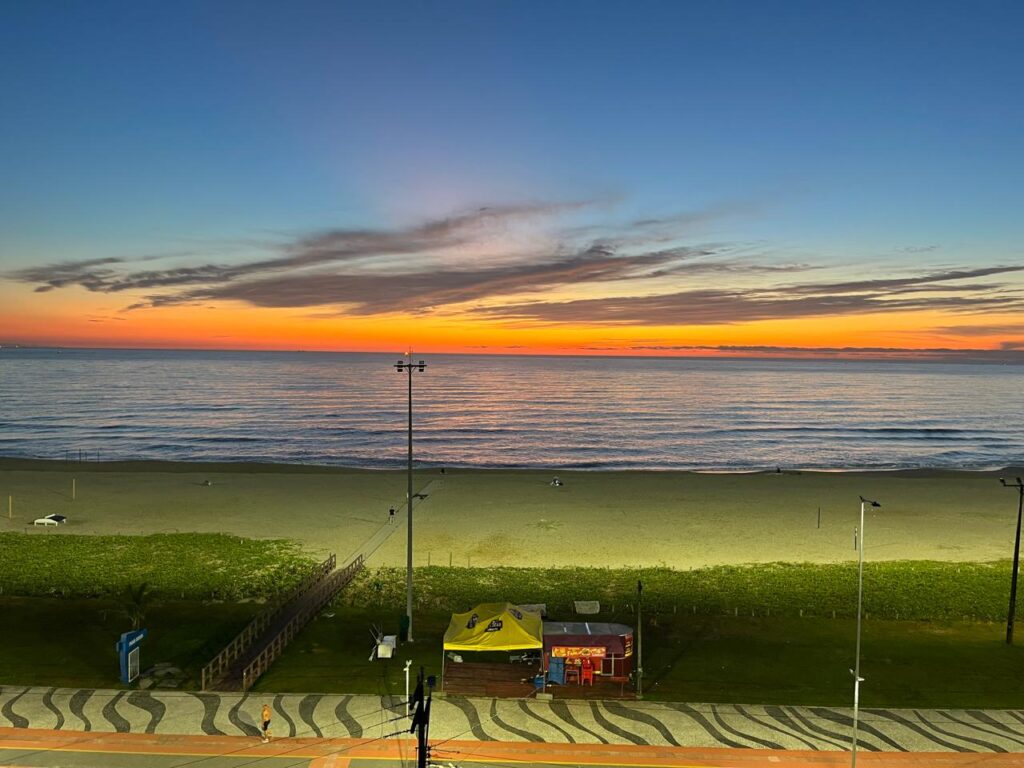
[441,661,636,700]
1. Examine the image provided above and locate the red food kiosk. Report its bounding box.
[542,621,634,677]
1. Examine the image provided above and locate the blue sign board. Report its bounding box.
[115,629,147,684]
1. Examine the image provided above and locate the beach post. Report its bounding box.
[72,478,76,501]
[7,495,11,520]
[817,506,821,529]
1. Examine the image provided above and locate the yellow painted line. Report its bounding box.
[0,744,716,767]
[4,745,328,759]
[427,757,716,768]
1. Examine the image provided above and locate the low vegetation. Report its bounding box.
[343,561,1022,622]
[2,533,1021,706]
[0,532,316,600]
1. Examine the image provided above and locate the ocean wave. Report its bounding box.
[2,349,1023,471]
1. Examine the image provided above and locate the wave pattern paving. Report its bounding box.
[2,686,1024,752]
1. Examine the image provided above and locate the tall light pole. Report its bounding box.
[395,352,426,642]
[1000,477,1023,645]
[851,495,880,768]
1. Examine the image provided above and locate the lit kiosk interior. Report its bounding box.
[543,621,633,685]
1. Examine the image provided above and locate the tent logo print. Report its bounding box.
[485,619,504,632]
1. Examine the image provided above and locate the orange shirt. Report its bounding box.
[262,705,271,722]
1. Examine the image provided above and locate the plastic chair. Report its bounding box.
[580,660,594,686]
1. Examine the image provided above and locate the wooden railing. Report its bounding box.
[201,612,271,691]
[240,554,365,691]
[200,553,337,690]
[284,553,337,608]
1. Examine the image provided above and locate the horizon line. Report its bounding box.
[3,342,1024,365]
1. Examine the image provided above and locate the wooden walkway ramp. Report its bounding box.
[200,478,437,691]
[202,554,365,691]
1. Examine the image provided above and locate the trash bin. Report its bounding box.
[399,614,410,642]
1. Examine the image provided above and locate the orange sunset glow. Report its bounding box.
[3,269,1024,360]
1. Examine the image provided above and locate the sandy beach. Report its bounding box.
[1,458,1021,568]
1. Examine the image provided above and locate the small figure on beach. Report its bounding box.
[550,476,563,487]
[202,479,213,487]
[260,703,272,742]
[388,506,396,524]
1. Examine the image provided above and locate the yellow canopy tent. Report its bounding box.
[443,602,543,651]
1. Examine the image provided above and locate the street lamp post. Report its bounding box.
[405,659,413,718]
[1000,477,1024,645]
[851,495,880,768]
[395,353,426,642]
[636,579,643,699]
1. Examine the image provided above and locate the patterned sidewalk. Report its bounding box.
[2,686,1023,753]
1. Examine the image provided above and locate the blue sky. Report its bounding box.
[1,1,1023,355]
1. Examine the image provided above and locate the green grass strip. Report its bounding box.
[342,561,1021,622]
[2,531,1019,622]
[0,532,316,600]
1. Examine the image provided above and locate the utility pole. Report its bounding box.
[409,667,431,768]
[1000,477,1024,645]
[394,353,426,642]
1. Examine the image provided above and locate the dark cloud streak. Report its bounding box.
[8,201,597,296]
[126,244,735,314]
[7,201,1023,330]
[468,267,1024,326]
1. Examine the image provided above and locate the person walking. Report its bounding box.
[260,703,272,742]
[388,506,396,524]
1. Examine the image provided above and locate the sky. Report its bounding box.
[1,0,1022,358]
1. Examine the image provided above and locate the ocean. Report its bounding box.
[1,348,1023,471]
